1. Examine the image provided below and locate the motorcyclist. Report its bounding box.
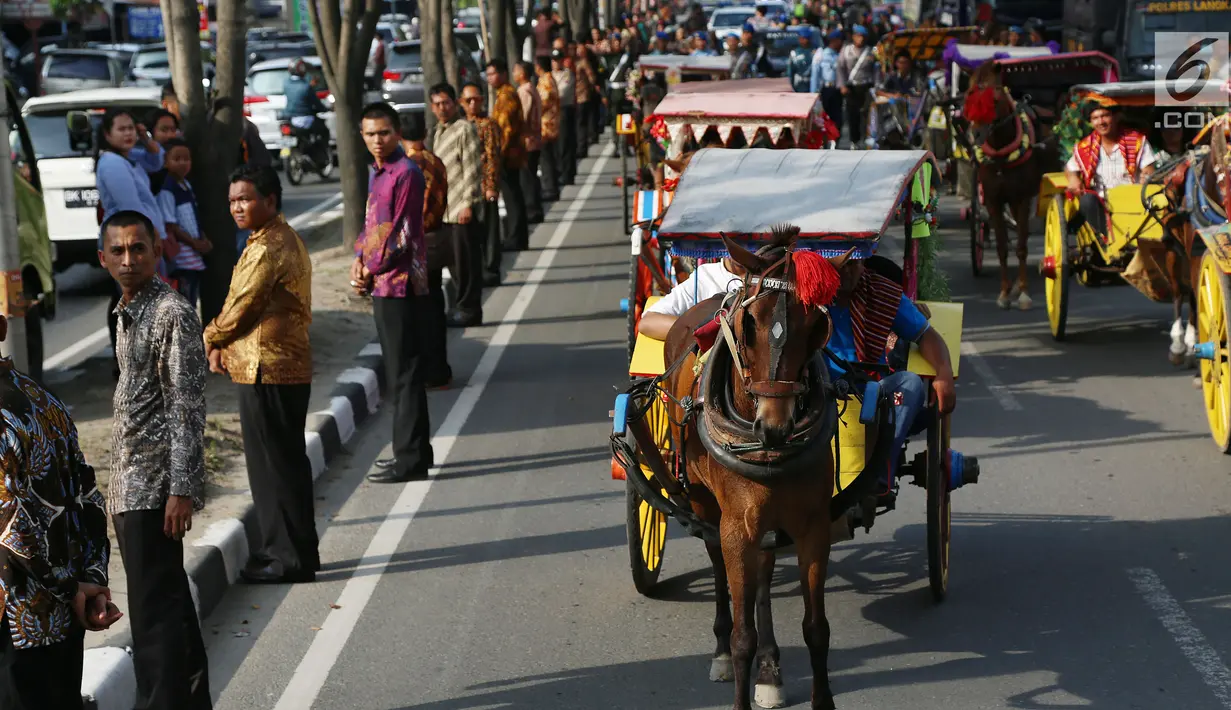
[284,58,330,166]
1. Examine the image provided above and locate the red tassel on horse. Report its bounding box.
[792,251,841,308]
[963,87,999,124]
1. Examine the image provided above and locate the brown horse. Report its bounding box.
[962,62,1044,310]
[661,227,847,710]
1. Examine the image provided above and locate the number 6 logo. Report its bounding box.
[1167,37,1221,102]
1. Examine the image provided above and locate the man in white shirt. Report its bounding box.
[1064,104,1156,234]
[638,256,743,339]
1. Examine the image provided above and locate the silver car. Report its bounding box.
[40,50,126,96]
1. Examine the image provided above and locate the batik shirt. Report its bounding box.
[353,147,429,298]
[111,277,207,514]
[403,143,449,234]
[538,71,561,142]
[470,115,502,200]
[518,81,543,152]
[0,360,108,648]
[430,117,481,224]
[493,83,528,170]
[575,56,597,104]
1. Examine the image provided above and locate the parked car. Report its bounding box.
[454,6,483,28]
[247,28,311,43]
[246,40,317,71]
[708,6,756,41]
[127,42,216,88]
[7,80,58,382]
[85,42,141,68]
[454,27,486,67]
[381,40,482,110]
[40,49,126,95]
[19,87,162,270]
[245,56,339,158]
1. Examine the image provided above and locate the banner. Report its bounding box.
[290,0,312,33]
[128,6,164,39]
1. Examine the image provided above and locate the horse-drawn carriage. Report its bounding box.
[871,26,976,151]
[610,148,978,708]
[620,85,838,361]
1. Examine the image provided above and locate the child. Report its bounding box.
[157,138,212,306]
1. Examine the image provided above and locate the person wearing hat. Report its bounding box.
[837,24,876,148]
[691,31,715,56]
[1007,25,1024,46]
[786,28,816,93]
[1025,20,1045,47]
[811,29,843,129]
[1065,102,1157,237]
[650,30,671,55]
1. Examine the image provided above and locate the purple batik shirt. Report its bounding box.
[356,147,429,298]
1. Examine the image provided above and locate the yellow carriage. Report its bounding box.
[611,149,979,601]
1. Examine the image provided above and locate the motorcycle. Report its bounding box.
[279,117,336,185]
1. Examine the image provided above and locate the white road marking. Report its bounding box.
[1129,567,1231,709]
[271,155,612,710]
[41,195,345,372]
[959,341,1023,412]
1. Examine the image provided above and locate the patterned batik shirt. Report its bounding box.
[538,72,561,142]
[493,83,528,171]
[403,143,449,234]
[354,147,429,298]
[575,56,596,104]
[430,116,482,224]
[110,277,207,515]
[0,360,108,648]
[518,81,543,152]
[470,115,502,200]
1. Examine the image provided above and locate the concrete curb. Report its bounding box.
[79,339,385,710]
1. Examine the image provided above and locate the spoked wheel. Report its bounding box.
[926,411,950,603]
[969,182,986,276]
[286,151,305,186]
[1198,253,1231,453]
[625,394,672,595]
[1043,195,1071,341]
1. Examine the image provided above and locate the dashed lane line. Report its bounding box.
[959,340,1023,412]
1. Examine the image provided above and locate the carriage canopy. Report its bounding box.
[876,27,977,67]
[636,55,732,75]
[942,42,1119,82]
[651,89,826,155]
[656,148,937,255]
[1072,80,1183,107]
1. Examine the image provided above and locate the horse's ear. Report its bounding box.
[827,246,858,271]
[721,233,768,274]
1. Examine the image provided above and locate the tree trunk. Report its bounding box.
[162,0,245,323]
[489,0,508,71]
[420,0,445,135]
[504,0,520,68]
[440,0,461,90]
[308,0,379,248]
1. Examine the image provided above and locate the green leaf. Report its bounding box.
[48,0,102,19]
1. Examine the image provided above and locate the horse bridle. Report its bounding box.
[717,251,823,403]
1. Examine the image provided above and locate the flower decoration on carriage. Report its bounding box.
[647,114,671,154]
[625,67,641,104]
[800,111,840,149]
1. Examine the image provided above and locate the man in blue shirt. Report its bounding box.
[785,28,816,93]
[811,30,843,134]
[284,59,330,168]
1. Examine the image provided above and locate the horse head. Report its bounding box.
[717,227,840,448]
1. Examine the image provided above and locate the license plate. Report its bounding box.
[280,147,291,157]
[63,188,99,209]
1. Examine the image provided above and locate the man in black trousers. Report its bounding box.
[205,167,320,583]
[102,209,212,709]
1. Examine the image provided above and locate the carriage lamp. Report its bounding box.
[1039,255,1058,280]
[1193,342,1218,361]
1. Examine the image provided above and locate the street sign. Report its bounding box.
[128,6,164,39]
[290,0,311,33]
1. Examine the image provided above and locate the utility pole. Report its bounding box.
[0,59,30,373]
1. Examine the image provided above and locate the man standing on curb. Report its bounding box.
[514,61,545,225]
[536,58,561,203]
[460,83,503,288]
[486,59,529,252]
[551,48,577,186]
[401,112,452,387]
[430,84,485,329]
[352,102,435,484]
[100,209,212,709]
[0,317,118,710]
[205,167,319,584]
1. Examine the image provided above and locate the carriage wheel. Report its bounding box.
[1044,195,1071,341]
[926,410,951,603]
[1197,253,1231,453]
[625,395,673,595]
[969,183,986,277]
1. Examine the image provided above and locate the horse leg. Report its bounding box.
[722,516,761,710]
[987,195,1012,308]
[1167,246,1188,365]
[1014,199,1033,310]
[795,524,835,710]
[753,549,785,708]
[706,539,735,682]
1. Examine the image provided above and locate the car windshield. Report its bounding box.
[47,55,110,80]
[387,45,422,72]
[24,105,152,160]
[248,67,325,96]
[713,10,754,27]
[133,49,169,69]
[456,33,481,54]
[763,32,798,56]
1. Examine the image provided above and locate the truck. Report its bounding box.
[1064,0,1231,81]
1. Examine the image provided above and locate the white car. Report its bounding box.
[20,87,162,268]
[708,6,756,41]
[245,56,337,156]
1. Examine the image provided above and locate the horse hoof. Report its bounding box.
[1170,351,1187,366]
[1187,354,1198,370]
[709,654,733,682]
[754,683,787,708]
[997,294,1012,310]
[1017,292,1033,310]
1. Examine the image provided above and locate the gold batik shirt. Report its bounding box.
[493,83,528,170]
[204,214,313,384]
[471,115,502,199]
[404,143,449,234]
[538,71,561,142]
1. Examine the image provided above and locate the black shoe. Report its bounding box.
[502,242,527,252]
[426,377,452,391]
[528,214,545,224]
[482,273,501,288]
[240,562,315,584]
[543,193,560,202]
[375,457,396,469]
[367,468,429,483]
[446,311,482,328]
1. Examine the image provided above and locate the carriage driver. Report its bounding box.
[639,249,965,500]
[1064,102,1157,237]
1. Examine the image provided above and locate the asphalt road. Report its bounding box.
[177,153,1231,710]
[41,179,344,373]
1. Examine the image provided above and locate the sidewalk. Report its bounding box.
[42,214,375,652]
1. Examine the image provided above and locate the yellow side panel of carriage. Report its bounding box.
[1107,183,1167,251]
[630,297,668,377]
[1198,224,1231,275]
[1037,172,1068,217]
[832,408,867,495]
[907,301,963,378]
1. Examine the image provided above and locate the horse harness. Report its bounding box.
[974,91,1037,174]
